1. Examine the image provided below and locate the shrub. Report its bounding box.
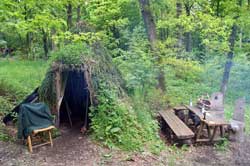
[90,83,163,151]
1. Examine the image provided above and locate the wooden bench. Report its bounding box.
[159,110,194,140]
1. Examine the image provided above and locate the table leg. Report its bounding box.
[220,126,224,137]
[196,121,205,141]
[207,125,211,138]
[210,126,218,142]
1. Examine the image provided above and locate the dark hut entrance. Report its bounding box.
[59,70,90,129]
[38,62,94,131]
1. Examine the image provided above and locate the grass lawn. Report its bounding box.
[0,58,48,100]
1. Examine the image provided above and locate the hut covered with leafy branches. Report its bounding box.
[39,42,125,126]
[38,42,161,150]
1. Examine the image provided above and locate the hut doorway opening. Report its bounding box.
[59,70,90,130]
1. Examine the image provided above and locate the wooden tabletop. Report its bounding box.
[185,105,228,126]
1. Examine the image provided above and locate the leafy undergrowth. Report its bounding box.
[90,84,164,152]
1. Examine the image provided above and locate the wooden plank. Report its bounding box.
[32,126,55,134]
[32,142,51,148]
[173,106,187,111]
[159,110,194,139]
[196,138,225,142]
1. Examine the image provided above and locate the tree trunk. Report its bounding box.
[176,1,183,49]
[220,24,237,96]
[239,28,242,49]
[216,0,220,17]
[220,0,242,96]
[50,29,56,51]
[25,33,32,56]
[67,3,73,30]
[76,5,81,23]
[138,0,166,91]
[42,29,49,59]
[138,0,157,49]
[184,3,192,52]
[24,5,32,57]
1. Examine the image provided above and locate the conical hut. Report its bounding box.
[39,42,126,128]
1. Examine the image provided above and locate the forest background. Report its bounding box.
[0,0,250,150]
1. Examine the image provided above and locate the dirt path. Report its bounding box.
[0,126,168,166]
[176,135,250,166]
[1,127,250,166]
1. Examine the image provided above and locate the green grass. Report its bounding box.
[0,59,48,115]
[0,59,48,101]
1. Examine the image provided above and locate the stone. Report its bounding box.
[229,98,246,143]
[210,92,224,111]
[210,92,224,118]
[233,98,245,122]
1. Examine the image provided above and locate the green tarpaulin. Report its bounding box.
[17,103,54,139]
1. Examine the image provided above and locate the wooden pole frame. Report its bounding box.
[55,70,62,127]
[53,63,94,127]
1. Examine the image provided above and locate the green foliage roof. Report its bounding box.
[39,42,125,107]
[49,43,92,65]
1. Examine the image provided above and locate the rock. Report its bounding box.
[229,98,246,143]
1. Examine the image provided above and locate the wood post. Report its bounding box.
[210,126,218,142]
[207,125,211,138]
[83,66,93,105]
[27,136,32,153]
[48,130,53,147]
[55,70,61,127]
[196,121,205,141]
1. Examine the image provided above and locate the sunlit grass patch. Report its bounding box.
[0,59,48,101]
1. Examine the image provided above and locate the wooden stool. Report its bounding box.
[27,126,55,153]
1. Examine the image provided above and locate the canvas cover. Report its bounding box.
[3,87,39,124]
[17,103,54,139]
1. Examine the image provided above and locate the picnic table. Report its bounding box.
[184,105,229,142]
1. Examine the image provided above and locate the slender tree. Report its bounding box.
[42,29,49,59]
[176,0,183,49]
[138,0,166,91]
[67,3,73,30]
[220,24,237,96]
[220,0,242,96]
[76,5,81,23]
[184,1,193,52]
[138,0,157,49]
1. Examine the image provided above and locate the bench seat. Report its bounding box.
[159,110,194,139]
